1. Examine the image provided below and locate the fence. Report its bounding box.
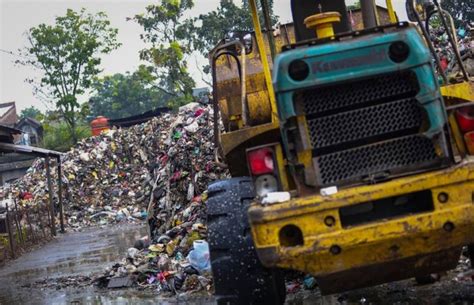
[0,199,55,263]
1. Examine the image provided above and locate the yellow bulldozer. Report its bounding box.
[206,0,474,303]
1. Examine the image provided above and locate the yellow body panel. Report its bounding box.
[220,122,279,156]
[216,0,474,290]
[442,81,474,158]
[385,0,397,23]
[249,0,278,122]
[440,81,474,102]
[249,159,474,281]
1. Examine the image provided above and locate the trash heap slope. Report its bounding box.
[5,102,229,230]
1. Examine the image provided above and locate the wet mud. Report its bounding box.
[1,224,473,305]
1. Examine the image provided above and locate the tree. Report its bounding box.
[89,65,170,119]
[19,8,120,144]
[43,120,91,152]
[347,1,361,11]
[20,106,43,120]
[192,0,278,59]
[134,0,196,107]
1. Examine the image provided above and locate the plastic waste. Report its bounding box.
[262,192,291,204]
[320,186,338,196]
[187,240,210,272]
[127,247,139,259]
[303,274,317,289]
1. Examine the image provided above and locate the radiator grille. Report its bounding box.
[298,71,419,116]
[293,71,446,187]
[315,135,438,185]
[307,98,423,150]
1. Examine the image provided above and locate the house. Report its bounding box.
[0,102,17,128]
[348,5,397,31]
[0,125,34,185]
[15,117,43,147]
[192,87,210,98]
[192,87,210,104]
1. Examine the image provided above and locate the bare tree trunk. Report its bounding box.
[71,123,78,144]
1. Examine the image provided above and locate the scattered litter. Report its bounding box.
[262,191,291,204]
[107,276,133,288]
[303,274,317,290]
[320,186,338,196]
[187,240,210,272]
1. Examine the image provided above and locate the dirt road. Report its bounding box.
[0,224,473,305]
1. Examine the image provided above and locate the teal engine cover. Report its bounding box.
[273,23,451,188]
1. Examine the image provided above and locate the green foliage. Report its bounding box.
[347,1,361,11]
[187,0,277,76]
[19,8,120,144]
[19,106,43,120]
[191,0,278,58]
[134,0,196,108]
[43,121,91,152]
[89,65,170,119]
[0,236,8,248]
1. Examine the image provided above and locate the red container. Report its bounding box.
[464,131,474,155]
[455,106,474,133]
[91,116,110,136]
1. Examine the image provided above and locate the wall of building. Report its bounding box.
[350,8,393,31]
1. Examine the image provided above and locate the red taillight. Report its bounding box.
[248,147,275,175]
[455,106,474,133]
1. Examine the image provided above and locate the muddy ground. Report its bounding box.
[0,224,473,305]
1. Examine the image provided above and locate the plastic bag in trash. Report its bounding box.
[186,240,210,272]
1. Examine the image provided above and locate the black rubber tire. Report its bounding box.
[207,177,286,305]
[415,274,441,285]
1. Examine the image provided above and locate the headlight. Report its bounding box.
[288,59,310,81]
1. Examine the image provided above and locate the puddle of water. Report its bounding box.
[0,287,215,305]
[0,224,147,305]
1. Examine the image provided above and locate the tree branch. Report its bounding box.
[27,34,65,101]
[193,56,212,87]
[152,84,178,97]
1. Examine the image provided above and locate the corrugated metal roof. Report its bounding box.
[0,142,63,158]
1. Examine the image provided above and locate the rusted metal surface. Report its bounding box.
[316,248,461,294]
[5,205,15,258]
[45,156,56,237]
[0,200,56,262]
[58,161,64,233]
[249,159,474,291]
[13,198,23,244]
[212,23,295,136]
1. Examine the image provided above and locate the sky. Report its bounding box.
[0,0,408,113]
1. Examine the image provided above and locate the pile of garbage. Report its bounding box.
[5,102,228,231]
[2,101,231,295]
[92,237,213,295]
[429,21,473,78]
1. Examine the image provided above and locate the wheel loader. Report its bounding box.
[206,0,474,303]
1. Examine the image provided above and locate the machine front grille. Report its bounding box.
[315,135,438,185]
[298,71,419,116]
[307,98,423,150]
[293,71,446,187]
